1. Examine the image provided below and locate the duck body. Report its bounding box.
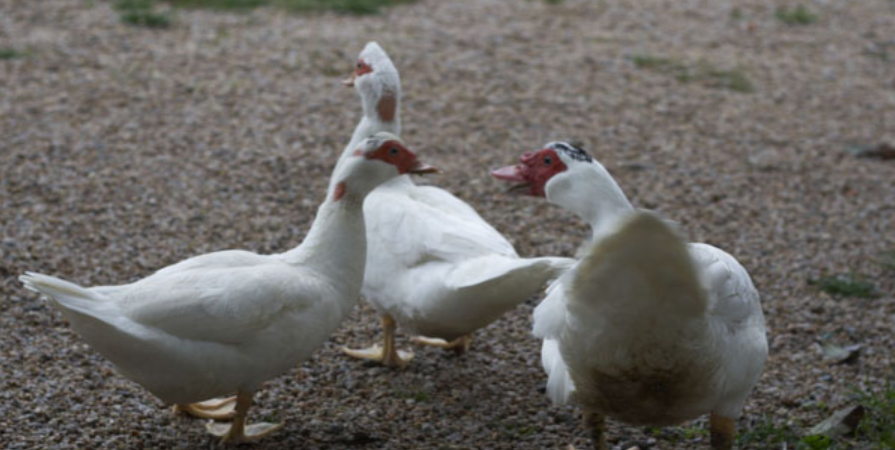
[539,215,767,425]
[340,43,572,365]
[362,181,570,340]
[493,142,766,449]
[23,247,356,405]
[21,133,431,441]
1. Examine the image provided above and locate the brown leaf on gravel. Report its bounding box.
[806,405,865,438]
[818,341,863,365]
[851,143,895,160]
[781,396,802,408]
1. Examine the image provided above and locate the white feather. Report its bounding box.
[19,136,408,406]
[338,43,574,342]
[531,154,767,426]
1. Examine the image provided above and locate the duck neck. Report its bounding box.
[349,114,399,152]
[548,164,634,240]
[282,186,368,308]
[358,87,400,139]
[331,89,400,190]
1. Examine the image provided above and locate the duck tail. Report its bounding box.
[19,272,110,317]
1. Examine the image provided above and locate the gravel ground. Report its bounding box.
[2,0,894,448]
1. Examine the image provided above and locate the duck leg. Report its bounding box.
[583,411,607,450]
[710,413,735,450]
[412,334,473,355]
[174,396,237,420]
[206,391,283,443]
[342,314,413,368]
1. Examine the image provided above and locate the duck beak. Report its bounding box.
[491,165,531,194]
[342,73,356,87]
[490,165,530,194]
[407,161,438,175]
[490,165,525,182]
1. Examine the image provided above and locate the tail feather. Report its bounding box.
[532,273,572,340]
[19,272,112,318]
[541,339,575,406]
[446,255,574,291]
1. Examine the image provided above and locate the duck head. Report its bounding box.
[343,42,400,124]
[491,141,594,198]
[491,141,632,230]
[333,132,436,201]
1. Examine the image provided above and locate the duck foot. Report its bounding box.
[342,344,414,368]
[204,391,283,443]
[342,314,413,368]
[710,413,735,450]
[411,334,472,355]
[583,411,607,450]
[206,420,284,442]
[174,397,237,420]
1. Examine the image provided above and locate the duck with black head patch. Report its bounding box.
[492,141,768,450]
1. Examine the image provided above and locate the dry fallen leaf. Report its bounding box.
[818,341,862,365]
[850,143,895,160]
[806,405,866,438]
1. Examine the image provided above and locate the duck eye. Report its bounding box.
[544,157,552,165]
[389,147,399,156]
[356,62,363,69]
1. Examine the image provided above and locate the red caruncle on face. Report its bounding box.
[518,148,568,197]
[365,140,418,174]
[355,59,373,78]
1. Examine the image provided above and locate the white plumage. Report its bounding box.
[340,42,573,366]
[493,142,767,449]
[20,133,430,442]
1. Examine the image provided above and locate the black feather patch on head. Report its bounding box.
[551,142,593,163]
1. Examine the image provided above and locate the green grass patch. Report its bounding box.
[115,0,173,28]
[114,0,418,18]
[0,48,25,60]
[775,5,818,25]
[393,386,430,403]
[737,385,895,449]
[738,416,803,448]
[648,425,709,444]
[630,54,753,93]
[737,417,834,449]
[119,9,173,27]
[168,0,267,9]
[631,55,690,80]
[731,7,744,20]
[699,62,754,93]
[856,380,895,449]
[810,274,880,299]
[873,251,895,271]
[167,0,418,14]
[498,419,538,437]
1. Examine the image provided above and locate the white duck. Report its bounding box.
[492,142,768,450]
[20,133,435,443]
[338,42,574,367]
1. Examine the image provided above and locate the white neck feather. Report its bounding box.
[331,87,401,191]
[349,114,400,154]
[546,163,634,240]
[281,183,368,309]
